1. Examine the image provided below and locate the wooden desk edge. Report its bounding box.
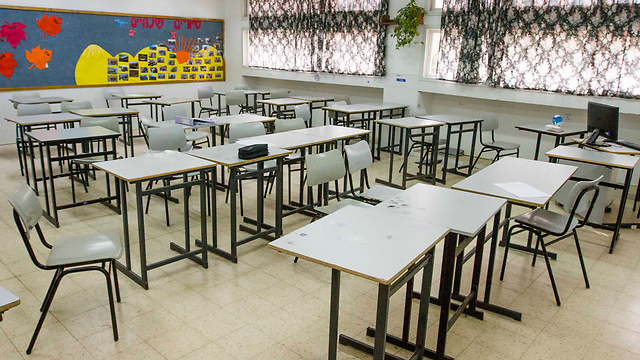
[547,152,637,169]
[0,298,20,314]
[188,150,293,168]
[93,162,217,183]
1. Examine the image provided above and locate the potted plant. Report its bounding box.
[388,0,426,49]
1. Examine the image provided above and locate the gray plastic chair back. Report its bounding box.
[327,101,347,119]
[162,104,188,122]
[17,104,52,116]
[197,85,215,100]
[80,116,120,133]
[411,109,427,117]
[12,92,41,109]
[563,175,603,214]
[235,84,250,90]
[294,104,311,122]
[61,101,92,113]
[306,149,346,187]
[226,90,247,107]
[103,87,124,101]
[229,122,266,143]
[275,118,306,133]
[482,116,499,132]
[270,89,288,99]
[344,140,373,174]
[8,183,42,238]
[148,126,188,151]
[334,95,351,104]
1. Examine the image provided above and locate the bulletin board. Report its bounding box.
[0,6,225,91]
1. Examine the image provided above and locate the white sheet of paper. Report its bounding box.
[495,182,550,198]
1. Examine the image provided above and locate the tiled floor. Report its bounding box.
[1,136,640,359]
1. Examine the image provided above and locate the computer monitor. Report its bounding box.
[587,102,619,141]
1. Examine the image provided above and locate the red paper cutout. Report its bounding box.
[37,14,62,38]
[0,20,27,49]
[0,52,17,78]
[25,46,51,70]
[175,35,194,64]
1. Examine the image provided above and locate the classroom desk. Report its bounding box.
[257,98,311,119]
[26,127,121,228]
[417,114,483,184]
[142,97,200,120]
[0,285,20,322]
[214,90,270,114]
[368,184,513,358]
[374,117,445,189]
[322,102,408,128]
[9,96,73,109]
[269,206,446,360]
[453,157,578,260]
[289,95,334,110]
[516,123,589,160]
[546,146,638,253]
[5,113,82,187]
[112,93,162,113]
[94,151,214,289]
[70,108,138,158]
[188,144,291,263]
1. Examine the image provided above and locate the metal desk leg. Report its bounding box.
[29,135,39,194]
[401,127,410,189]
[275,158,284,238]
[610,169,633,253]
[191,102,196,117]
[373,284,390,360]
[45,145,60,228]
[328,269,340,360]
[468,122,479,176]
[128,114,134,157]
[414,252,434,360]
[436,232,458,359]
[136,182,149,288]
[431,126,440,185]
[533,133,542,160]
[230,168,238,262]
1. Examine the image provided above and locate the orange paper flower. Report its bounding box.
[37,14,62,38]
[0,52,17,78]
[25,46,51,70]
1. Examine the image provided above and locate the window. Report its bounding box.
[247,0,388,77]
[423,30,441,77]
[242,29,250,67]
[242,0,249,18]
[437,0,640,98]
[431,0,443,10]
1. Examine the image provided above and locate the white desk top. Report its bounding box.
[290,95,334,102]
[0,285,20,314]
[112,93,162,99]
[322,102,408,114]
[375,117,445,129]
[269,206,449,285]
[94,151,215,182]
[257,98,311,106]
[5,113,81,126]
[188,143,292,168]
[572,138,640,155]
[70,108,139,117]
[215,90,271,96]
[9,97,73,104]
[516,123,588,136]
[145,121,213,130]
[291,125,370,141]
[26,126,120,143]
[417,114,483,124]
[547,146,639,170]
[142,98,200,105]
[452,157,577,207]
[375,184,506,237]
[239,132,327,150]
[212,113,276,125]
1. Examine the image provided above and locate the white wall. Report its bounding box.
[1,0,227,144]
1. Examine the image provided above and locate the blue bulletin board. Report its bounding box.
[0,6,225,91]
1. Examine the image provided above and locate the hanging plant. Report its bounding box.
[390,0,426,49]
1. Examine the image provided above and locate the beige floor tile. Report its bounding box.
[214,325,276,359]
[597,323,640,355]
[197,280,252,307]
[280,323,329,359]
[252,309,308,342]
[187,307,246,341]
[254,280,307,306]
[104,342,164,360]
[473,323,535,359]
[147,323,208,360]
[182,343,237,360]
[583,340,640,360]
[233,269,281,292]
[79,325,143,359]
[253,344,304,359]
[457,342,513,360]
[124,308,184,341]
[60,305,119,340]
[223,294,278,324]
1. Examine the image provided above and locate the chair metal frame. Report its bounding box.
[471,118,520,170]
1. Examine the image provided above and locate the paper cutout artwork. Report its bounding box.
[36,14,62,38]
[115,19,128,26]
[0,52,17,78]
[0,21,27,49]
[175,36,194,64]
[75,43,224,85]
[25,46,51,69]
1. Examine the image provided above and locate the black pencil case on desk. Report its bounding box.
[238,144,269,159]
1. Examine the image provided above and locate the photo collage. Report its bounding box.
[106,43,224,84]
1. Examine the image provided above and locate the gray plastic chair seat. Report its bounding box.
[243,159,277,172]
[513,208,579,235]
[316,199,373,215]
[361,185,403,202]
[73,156,109,165]
[286,152,302,161]
[47,232,123,267]
[485,141,520,151]
[185,131,208,142]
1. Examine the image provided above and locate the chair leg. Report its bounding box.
[145,181,153,214]
[499,225,518,281]
[573,229,590,289]
[239,179,244,217]
[111,260,121,302]
[97,266,119,341]
[28,270,63,354]
[40,269,62,312]
[163,179,170,227]
[539,237,561,306]
[470,147,490,172]
[532,235,540,267]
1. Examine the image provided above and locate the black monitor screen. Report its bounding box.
[587,102,619,140]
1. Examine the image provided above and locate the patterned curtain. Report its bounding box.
[437,0,640,99]
[249,0,388,76]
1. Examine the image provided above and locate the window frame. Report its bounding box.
[422,29,441,78]
[242,28,250,67]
